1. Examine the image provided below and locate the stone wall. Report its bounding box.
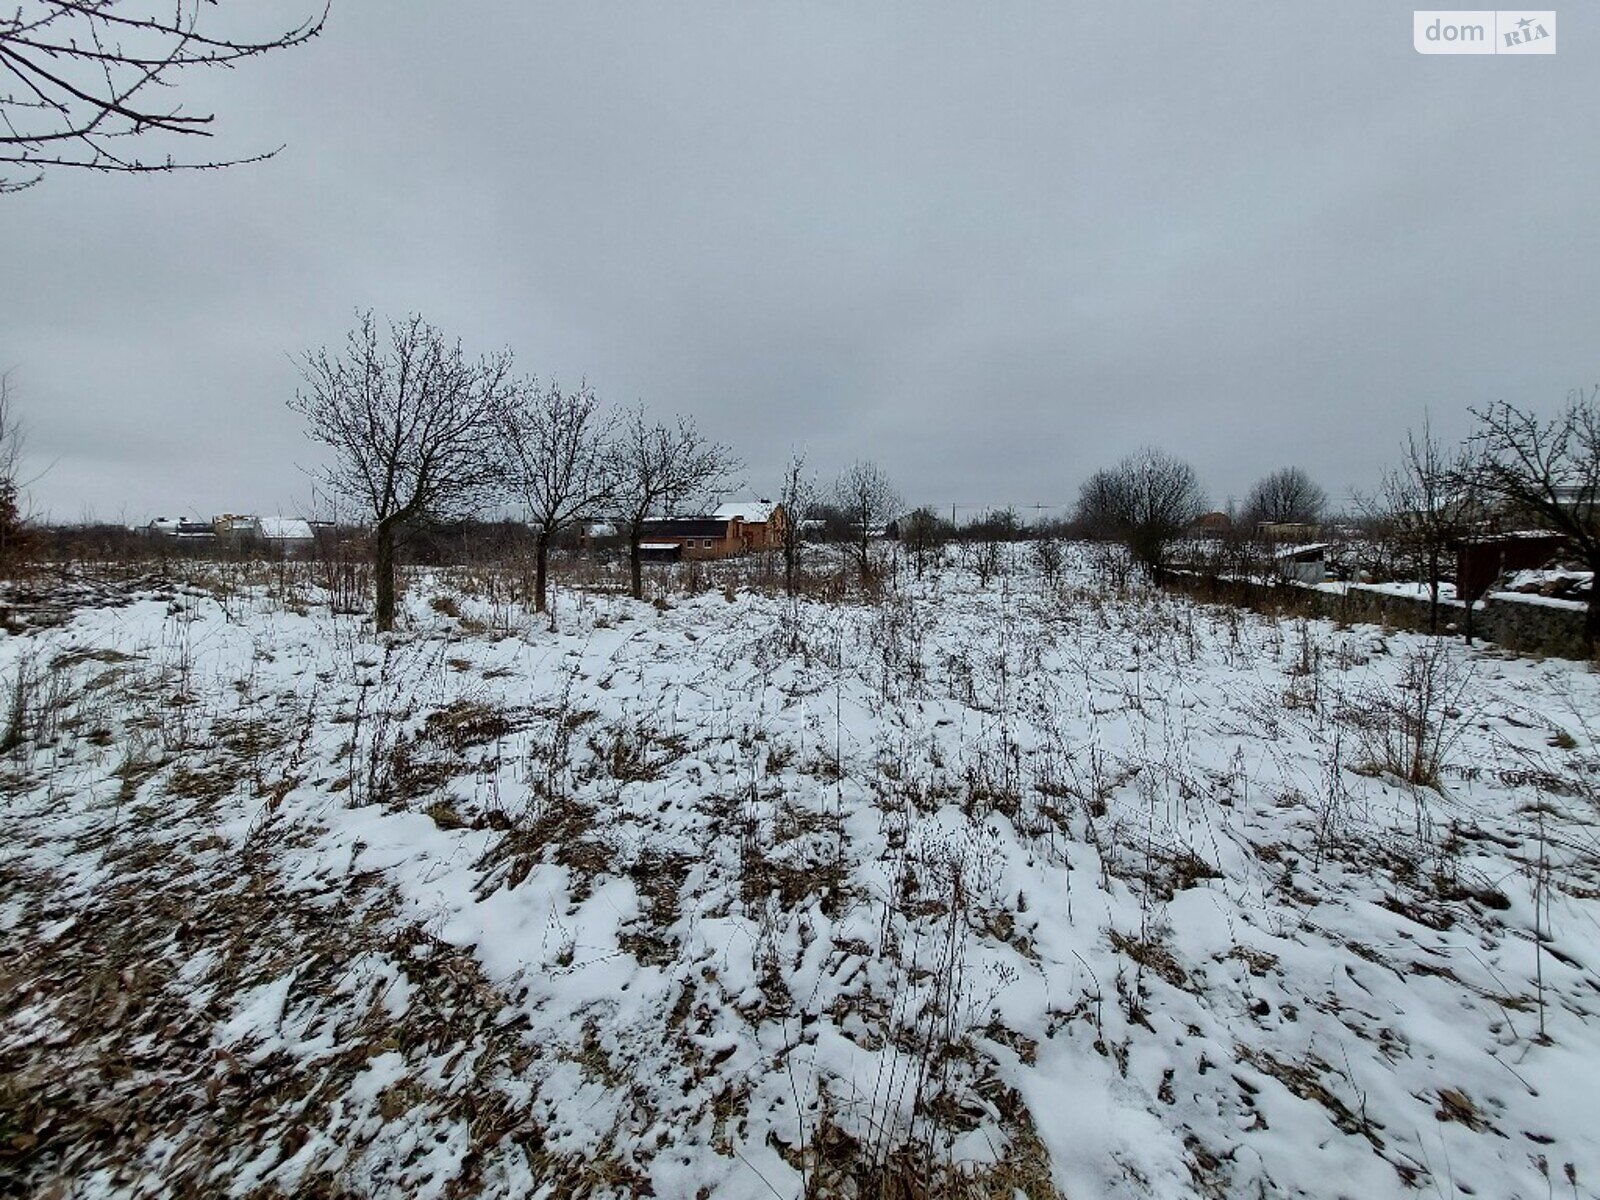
[1167,573,1594,661]
[1477,593,1593,660]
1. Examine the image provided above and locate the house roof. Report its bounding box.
[641,518,729,538]
[1273,542,1331,560]
[712,500,776,524]
[1456,530,1568,544]
[259,517,314,540]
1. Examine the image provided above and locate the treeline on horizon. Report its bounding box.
[1,313,1596,642]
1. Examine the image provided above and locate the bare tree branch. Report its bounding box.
[1,1,328,192]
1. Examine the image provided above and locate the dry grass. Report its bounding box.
[0,841,554,1198]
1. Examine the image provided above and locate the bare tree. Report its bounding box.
[833,460,901,583]
[1369,416,1476,634]
[1244,466,1327,530]
[0,371,31,572]
[610,406,736,600]
[290,312,517,632]
[1,2,329,192]
[1031,534,1065,585]
[501,379,614,616]
[1465,389,1600,647]
[776,451,817,596]
[1075,448,1204,583]
[900,505,948,580]
[0,370,22,483]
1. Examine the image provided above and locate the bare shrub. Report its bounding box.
[1075,448,1205,583]
[834,461,902,585]
[964,537,1004,587]
[1349,641,1472,788]
[1032,537,1065,585]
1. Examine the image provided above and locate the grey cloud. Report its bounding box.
[3,1,1597,521]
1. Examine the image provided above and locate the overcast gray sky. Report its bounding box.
[3,1,1597,524]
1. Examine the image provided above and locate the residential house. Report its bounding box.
[214,514,317,554]
[1273,542,1329,585]
[638,517,743,559]
[711,500,788,551]
[639,503,789,559]
[1256,521,1320,542]
[213,513,258,539]
[259,516,316,552]
[147,516,215,542]
[1455,531,1569,602]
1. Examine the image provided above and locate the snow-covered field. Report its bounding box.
[4,548,1599,1199]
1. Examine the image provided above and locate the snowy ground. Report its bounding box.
[3,548,1600,1199]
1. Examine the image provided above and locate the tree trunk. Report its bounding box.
[1433,547,1446,640]
[629,533,644,600]
[534,533,550,614]
[1587,556,1600,653]
[374,518,399,632]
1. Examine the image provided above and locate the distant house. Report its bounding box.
[259,517,315,551]
[711,500,788,551]
[638,517,743,559]
[213,513,258,539]
[147,516,214,542]
[639,503,788,559]
[1549,484,1596,515]
[637,541,683,563]
[1274,542,1329,585]
[1193,511,1233,537]
[1455,531,1569,602]
[1257,521,1320,542]
[214,514,316,553]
